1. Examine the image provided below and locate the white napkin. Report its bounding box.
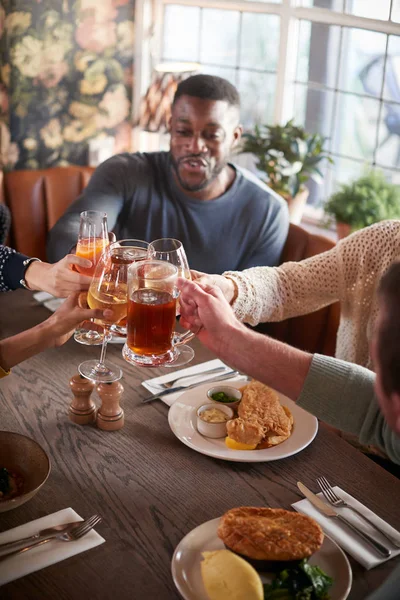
[0,508,105,586]
[32,292,125,344]
[141,359,244,407]
[33,291,65,312]
[292,486,400,569]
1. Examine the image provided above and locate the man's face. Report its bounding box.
[371,302,400,434]
[169,95,242,196]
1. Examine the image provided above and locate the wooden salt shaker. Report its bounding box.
[96,381,124,431]
[69,374,96,425]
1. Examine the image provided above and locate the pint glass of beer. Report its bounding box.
[122,260,195,367]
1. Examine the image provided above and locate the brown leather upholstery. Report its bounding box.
[258,223,340,356]
[2,166,94,260]
[1,167,339,355]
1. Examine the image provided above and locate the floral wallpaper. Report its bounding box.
[0,0,134,170]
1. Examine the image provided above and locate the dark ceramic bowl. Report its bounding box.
[0,431,51,512]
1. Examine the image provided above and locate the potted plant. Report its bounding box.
[324,169,400,239]
[242,120,333,223]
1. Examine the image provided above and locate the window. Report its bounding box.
[138,0,400,206]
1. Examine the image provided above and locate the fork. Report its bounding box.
[155,366,228,390]
[0,515,102,560]
[316,476,400,548]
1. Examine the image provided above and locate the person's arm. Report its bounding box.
[297,354,400,464]
[179,277,400,464]
[0,293,113,372]
[178,277,312,400]
[47,156,127,263]
[0,245,94,297]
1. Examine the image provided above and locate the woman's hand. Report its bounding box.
[24,255,93,297]
[190,270,237,304]
[42,292,113,347]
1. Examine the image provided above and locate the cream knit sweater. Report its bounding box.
[224,220,400,369]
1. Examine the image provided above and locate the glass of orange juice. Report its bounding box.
[75,211,109,276]
[74,211,110,346]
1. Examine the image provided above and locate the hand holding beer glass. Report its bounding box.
[122,260,195,367]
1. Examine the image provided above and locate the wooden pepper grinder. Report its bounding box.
[69,374,96,425]
[96,381,124,431]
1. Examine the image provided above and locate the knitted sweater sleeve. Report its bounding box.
[224,220,399,326]
[223,245,341,325]
[297,354,400,465]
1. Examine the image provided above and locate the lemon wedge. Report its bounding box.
[201,549,263,600]
[225,437,257,451]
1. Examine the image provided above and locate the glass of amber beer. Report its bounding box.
[122,260,195,367]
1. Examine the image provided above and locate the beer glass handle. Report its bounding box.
[173,330,196,346]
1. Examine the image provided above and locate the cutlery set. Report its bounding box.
[142,369,244,403]
[0,515,101,561]
[297,480,400,558]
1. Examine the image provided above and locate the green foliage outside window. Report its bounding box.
[324,169,400,231]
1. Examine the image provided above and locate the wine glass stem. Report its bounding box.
[98,328,109,368]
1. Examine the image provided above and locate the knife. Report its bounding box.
[142,370,241,403]
[0,520,85,558]
[297,482,391,558]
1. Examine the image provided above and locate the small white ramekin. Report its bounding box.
[196,403,234,439]
[206,386,242,410]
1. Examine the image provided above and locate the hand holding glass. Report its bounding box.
[78,243,131,382]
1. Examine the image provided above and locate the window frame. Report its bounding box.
[134,0,400,205]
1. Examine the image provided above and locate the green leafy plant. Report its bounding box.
[242,120,333,198]
[324,169,400,231]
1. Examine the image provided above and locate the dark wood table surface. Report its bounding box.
[1,290,399,600]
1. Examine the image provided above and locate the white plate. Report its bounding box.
[172,517,352,600]
[168,380,318,462]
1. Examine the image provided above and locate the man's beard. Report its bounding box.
[170,153,227,192]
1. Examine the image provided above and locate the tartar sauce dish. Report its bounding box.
[196,403,234,439]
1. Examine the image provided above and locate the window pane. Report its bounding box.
[200,65,237,87]
[240,13,280,72]
[392,0,400,22]
[332,93,380,161]
[200,9,240,67]
[375,103,400,169]
[345,0,391,21]
[238,71,276,129]
[296,0,344,9]
[296,20,340,87]
[330,156,365,188]
[294,84,335,140]
[338,28,387,95]
[384,36,400,103]
[162,6,200,62]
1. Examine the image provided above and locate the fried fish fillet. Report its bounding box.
[257,406,294,449]
[218,507,324,562]
[226,381,293,448]
[238,381,290,437]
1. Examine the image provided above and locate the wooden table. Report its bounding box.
[1,290,399,599]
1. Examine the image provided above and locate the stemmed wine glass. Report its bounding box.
[147,238,195,367]
[109,239,149,336]
[74,211,111,346]
[78,240,147,382]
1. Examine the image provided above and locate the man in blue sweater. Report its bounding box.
[47,74,289,273]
